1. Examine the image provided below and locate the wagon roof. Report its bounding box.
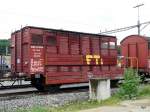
[144,37,150,41]
[120,35,150,44]
[12,26,116,38]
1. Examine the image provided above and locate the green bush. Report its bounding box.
[118,68,140,99]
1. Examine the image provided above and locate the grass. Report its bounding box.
[14,95,120,112]
[48,96,120,112]
[15,106,47,112]
[14,84,150,112]
[138,84,150,97]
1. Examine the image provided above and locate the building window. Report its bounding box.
[47,36,57,46]
[109,42,116,49]
[101,42,108,49]
[31,35,43,44]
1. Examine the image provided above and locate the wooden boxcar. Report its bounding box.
[120,35,150,79]
[11,26,122,90]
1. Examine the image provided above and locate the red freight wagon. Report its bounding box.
[120,35,150,79]
[11,26,122,90]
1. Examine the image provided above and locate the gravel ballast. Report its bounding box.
[0,91,89,112]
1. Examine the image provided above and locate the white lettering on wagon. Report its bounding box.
[30,46,44,73]
[30,59,44,72]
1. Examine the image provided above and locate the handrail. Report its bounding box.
[125,57,139,71]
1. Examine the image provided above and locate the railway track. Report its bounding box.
[0,86,89,98]
[0,82,119,112]
[0,82,120,98]
[0,84,32,90]
[0,87,89,112]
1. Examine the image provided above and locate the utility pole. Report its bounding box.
[133,3,144,35]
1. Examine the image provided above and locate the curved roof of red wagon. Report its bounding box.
[12,26,116,38]
[120,35,150,44]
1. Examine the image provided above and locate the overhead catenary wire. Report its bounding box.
[100,21,150,35]
[140,22,150,31]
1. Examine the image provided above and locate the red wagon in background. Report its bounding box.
[11,26,122,90]
[120,35,150,80]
